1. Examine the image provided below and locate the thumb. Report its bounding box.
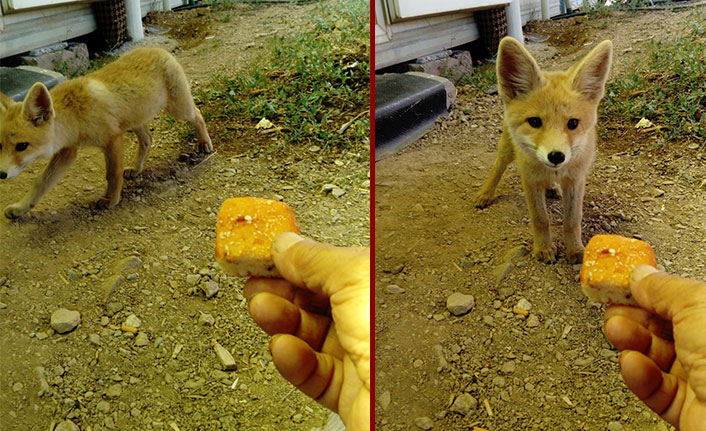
[271,232,369,297]
[630,265,706,321]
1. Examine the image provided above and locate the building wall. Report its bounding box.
[0,0,181,59]
[375,0,562,69]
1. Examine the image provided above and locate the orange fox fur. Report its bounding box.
[474,37,613,263]
[0,47,211,219]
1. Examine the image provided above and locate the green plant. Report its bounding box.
[202,0,369,148]
[602,12,706,144]
[459,62,497,91]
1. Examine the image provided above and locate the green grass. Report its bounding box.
[459,62,496,91]
[200,0,369,148]
[602,14,706,144]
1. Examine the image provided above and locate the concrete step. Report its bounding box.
[374,72,456,160]
[0,66,65,102]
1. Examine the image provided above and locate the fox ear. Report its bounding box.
[497,37,544,102]
[22,83,54,126]
[0,92,15,114]
[570,40,613,100]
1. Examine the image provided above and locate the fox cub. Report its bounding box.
[0,47,212,219]
[474,37,613,264]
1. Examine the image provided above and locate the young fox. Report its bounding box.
[474,37,613,264]
[0,47,212,219]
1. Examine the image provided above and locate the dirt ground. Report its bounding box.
[375,9,706,431]
[0,2,369,431]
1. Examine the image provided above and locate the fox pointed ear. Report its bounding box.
[22,83,55,126]
[0,92,15,114]
[497,37,544,102]
[570,40,613,100]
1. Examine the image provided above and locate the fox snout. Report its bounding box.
[547,151,565,166]
[0,171,7,179]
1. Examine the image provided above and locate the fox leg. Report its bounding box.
[562,178,586,264]
[97,135,124,209]
[124,126,152,179]
[473,132,514,208]
[166,72,212,154]
[4,146,78,219]
[521,176,556,263]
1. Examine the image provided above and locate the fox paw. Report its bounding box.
[123,168,141,179]
[566,247,585,264]
[532,245,557,264]
[4,203,29,220]
[198,139,213,154]
[96,196,120,209]
[473,192,494,208]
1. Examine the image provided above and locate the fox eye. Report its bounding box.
[16,142,28,151]
[568,119,579,130]
[527,117,542,128]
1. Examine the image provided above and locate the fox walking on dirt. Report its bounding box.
[474,37,613,264]
[0,47,212,219]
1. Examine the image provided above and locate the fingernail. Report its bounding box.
[272,232,303,254]
[630,265,658,283]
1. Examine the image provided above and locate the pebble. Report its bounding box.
[413,359,423,368]
[97,400,110,413]
[608,421,624,431]
[186,274,201,286]
[493,262,514,284]
[309,145,320,152]
[115,256,142,274]
[101,274,124,299]
[88,333,101,346]
[446,292,475,316]
[124,314,141,328]
[100,316,110,326]
[501,360,516,374]
[498,287,514,299]
[54,420,79,431]
[526,314,540,328]
[201,281,219,299]
[414,416,433,430]
[106,383,122,399]
[515,298,532,311]
[67,269,82,281]
[331,187,346,198]
[483,315,495,326]
[134,332,149,347]
[292,413,303,423]
[106,302,123,316]
[503,245,528,262]
[214,342,237,371]
[12,382,23,392]
[492,376,506,387]
[185,378,205,389]
[379,390,391,410]
[51,308,81,334]
[385,284,405,294]
[199,312,215,326]
[451,393,477,415]
[54,365,65,376]
[0,302,6,309]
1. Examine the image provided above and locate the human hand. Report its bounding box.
[244,232,370,430]
[604,265,706,430]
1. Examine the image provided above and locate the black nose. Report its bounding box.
[548,151,565,165]
[0,172,6,179]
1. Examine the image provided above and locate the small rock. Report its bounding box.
[100,316,110,326]
[51,308,81,334]
[526,314,540,328]
[322,183,336,191]
[331,187,346,198]
[124,314,141,328]
[67,269,82,281]
[106,383,122,399]
[379,390,391,410]
[503,246,528,262]
[515,298,532,311]
[292,413,303,423]
[483,84,499,95]
[608,421,624,431]
[0,302,6,309]
[185,378,205,389]
[201,281,219,299]
[385,285,405,294]
[96,400,110,413]
[451,393,477,415]
[498,287,514,299]
[414,416,433,430]
[309,145,320,152]
[106,302,123,316]
[413,359,423,368]
[12,382,23,392]
[54,365,65,376]
[114,256,142,274]
[199,312,215,326]
[492,376,506,387]
[214,342,237,371]
[89,334,101,346]
[500,360,516,374]
[493,262,514,284]
[186,274,201,286]
[134,332,149,347]
[483,315,495,326]
[54,420,79,431]
[446,292,475,316]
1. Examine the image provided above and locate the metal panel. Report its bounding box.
[1,0,90,14]
[388,0,510,21]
